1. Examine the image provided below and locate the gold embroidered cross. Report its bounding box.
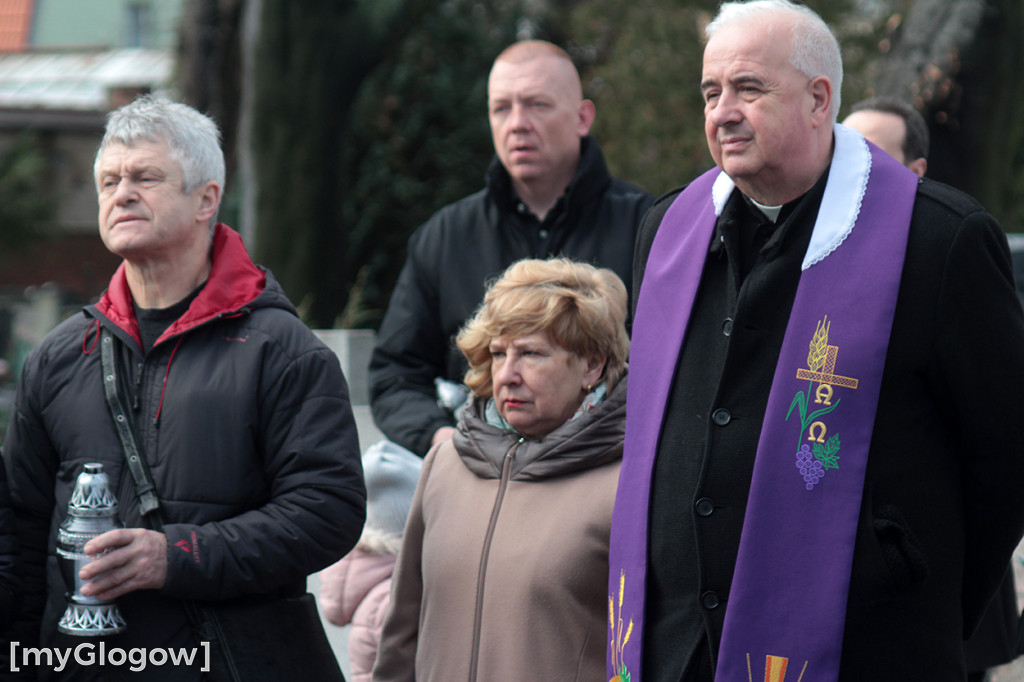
[796,344,859,389]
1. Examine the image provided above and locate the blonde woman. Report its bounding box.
[373,257,629,682]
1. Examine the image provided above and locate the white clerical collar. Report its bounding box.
[750,199,784,222]
[710,123,871,270]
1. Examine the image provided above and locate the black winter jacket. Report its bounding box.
[2,225,366,680]
[0,464,19,631]
[369,137,653,455]
[0,463,19,677]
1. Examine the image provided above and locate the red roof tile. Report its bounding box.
[0,0,33,52]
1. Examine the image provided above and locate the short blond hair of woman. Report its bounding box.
[457,258,629,397]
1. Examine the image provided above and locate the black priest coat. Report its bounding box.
[635,171,1024,682]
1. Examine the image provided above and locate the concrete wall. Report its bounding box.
[313,329,374,407]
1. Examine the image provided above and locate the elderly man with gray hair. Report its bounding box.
[3,96,365,680]
[608,1,1024,680]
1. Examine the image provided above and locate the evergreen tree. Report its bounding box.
[0,131,54,250]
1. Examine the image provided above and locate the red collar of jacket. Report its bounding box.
[95,223,267,347]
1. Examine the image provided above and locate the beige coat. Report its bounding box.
[372,377,627,682]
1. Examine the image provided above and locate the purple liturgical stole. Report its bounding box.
[607,125,919,682]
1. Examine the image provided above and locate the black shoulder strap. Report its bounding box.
[99,327,163,525]
[100,327,222,651]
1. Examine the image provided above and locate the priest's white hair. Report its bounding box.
[706,0,843,122]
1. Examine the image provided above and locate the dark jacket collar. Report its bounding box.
[91,223,284,347]
[484,136,613,219]
[453,372,627,481]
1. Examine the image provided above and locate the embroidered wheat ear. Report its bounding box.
[610,596,618,672]
[613,570,628,672]
[807,316,830,372]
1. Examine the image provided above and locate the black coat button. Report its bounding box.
[722,318,733,336]
[712,408,731,426]
[695,498,714,516]
[701,591,720,609]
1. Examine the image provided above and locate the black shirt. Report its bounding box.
[133,284,204,352]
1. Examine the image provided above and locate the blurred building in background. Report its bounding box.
[0,0,181,406]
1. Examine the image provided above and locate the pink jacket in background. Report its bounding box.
[319,548,397,682]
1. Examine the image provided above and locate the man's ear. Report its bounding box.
[578,99,596,137]
[907,157,927,178]
[196,181,222,223]
[809,76,833,127]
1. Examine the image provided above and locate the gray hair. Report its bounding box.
[94,95,226,196]
[706,0,843,122]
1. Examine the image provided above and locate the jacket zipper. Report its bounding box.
[132,360,144,411]
[467,437,521,682]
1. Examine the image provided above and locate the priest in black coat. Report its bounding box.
[608,1,1024,681]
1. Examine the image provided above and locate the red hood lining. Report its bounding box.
[95,223,266,347]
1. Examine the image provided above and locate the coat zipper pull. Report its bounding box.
[500,438,523,478]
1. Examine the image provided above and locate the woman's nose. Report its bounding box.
[493,358,519,384]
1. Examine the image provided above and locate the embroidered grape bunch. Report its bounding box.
[794,435,840,490]
[795,445,822,489]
